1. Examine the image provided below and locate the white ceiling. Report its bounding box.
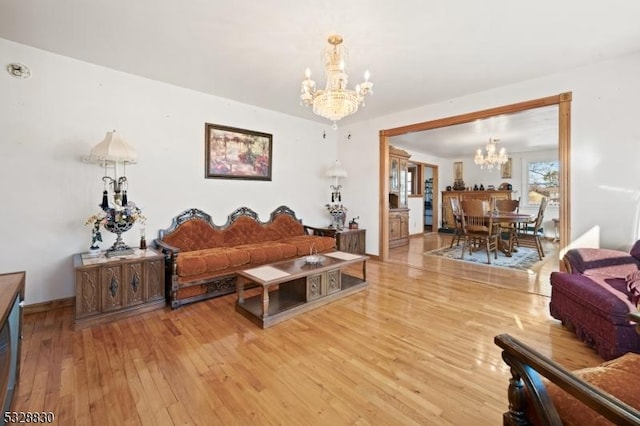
[2,0,640,133]
[390,105,559,158]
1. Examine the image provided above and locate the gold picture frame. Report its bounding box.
[454,161,463,181]
[501,158,512,179]
[205,123,273,180]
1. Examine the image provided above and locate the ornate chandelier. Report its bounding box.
[300,34,373,129]
[474,138,508,170]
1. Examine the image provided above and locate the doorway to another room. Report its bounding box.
[423,166,434,233]
[407,161,438,236]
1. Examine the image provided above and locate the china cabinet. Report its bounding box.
[389,146,411,247]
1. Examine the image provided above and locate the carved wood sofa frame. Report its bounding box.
[155,206,334,309]
[495,333,640,426]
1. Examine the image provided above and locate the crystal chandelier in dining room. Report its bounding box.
[300,34,373,129]
[474,137,508,170]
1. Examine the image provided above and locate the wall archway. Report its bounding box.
[378,93,572,261]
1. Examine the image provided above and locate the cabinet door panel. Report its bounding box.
[390,157,399,192]
[76,269,100,318]
[389,215,401,240]
[145,259,165,302]
[400,215,409,238]
[399,159,408,207]
[101,265,123,312]
[123,262,144,307]
[327,269,341,294]
[306,273,325,301]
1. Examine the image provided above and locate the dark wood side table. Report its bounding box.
[73,248,165,329]
[309,227,366,255]
[336,229,366,254]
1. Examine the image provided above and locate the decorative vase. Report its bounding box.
[329,209,347,229]
[103,218,135,257]
[337,210,347,229]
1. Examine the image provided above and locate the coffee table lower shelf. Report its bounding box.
[236,274,367,328]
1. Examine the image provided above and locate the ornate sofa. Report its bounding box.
[155,206,336,308]
[549,241,640,360]
[495,333,640,425]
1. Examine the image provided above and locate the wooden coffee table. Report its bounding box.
[235,251,368,328]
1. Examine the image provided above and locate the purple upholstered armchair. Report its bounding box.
[550,241,640,360]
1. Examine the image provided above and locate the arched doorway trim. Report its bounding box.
[378,92,572,261]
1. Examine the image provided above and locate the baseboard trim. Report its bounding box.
[24,297,74,315]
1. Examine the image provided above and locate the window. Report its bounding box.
[526,159,559,206]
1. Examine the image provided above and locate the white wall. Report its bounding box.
[4,39,640,304]
[0,39,339,305]
[340,51,640,255]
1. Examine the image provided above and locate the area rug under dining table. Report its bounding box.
[423,244,543,273]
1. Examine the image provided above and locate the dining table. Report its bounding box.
[457,211,535,257]
[488,212,535,256]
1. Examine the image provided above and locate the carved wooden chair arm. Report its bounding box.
[304,225,337,238]
[494,333,640,426]
[154,239,181,256]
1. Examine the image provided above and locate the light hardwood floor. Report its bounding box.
[14,234,602,425]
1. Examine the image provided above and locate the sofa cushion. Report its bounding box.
[162,220,224,251]
[266,214,305,238]
[234,242,299,265]
[564,248,640,278]
[176,247,250,277]
[281,235,336,255]
[223,216,282,246]
[544,352,640,426]
[550,272,635,326]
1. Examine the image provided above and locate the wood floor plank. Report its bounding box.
[12,234,604,425]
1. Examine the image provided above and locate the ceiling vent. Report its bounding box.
[6,63,31,79]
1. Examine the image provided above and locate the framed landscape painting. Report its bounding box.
[205,123,273,180]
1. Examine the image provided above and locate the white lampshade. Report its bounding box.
[85,130,138,165]
[326,161,348,178]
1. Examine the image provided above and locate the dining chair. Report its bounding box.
[495,199,520,213]
[449,196,463,248]
[517,197,548,260]
[460,199,499,264]
[495,198,521,252]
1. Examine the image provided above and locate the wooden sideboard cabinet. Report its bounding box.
[389,209,410,248]
[441,190,512,230]
[74,248,165,328]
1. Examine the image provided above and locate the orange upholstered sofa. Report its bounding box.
[155,206,336,308]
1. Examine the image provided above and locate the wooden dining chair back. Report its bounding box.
[449,196,463,248]
[495,198,521,251]
[460,199,499,264]
[518,197,548,260]
[495,199,520,213]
